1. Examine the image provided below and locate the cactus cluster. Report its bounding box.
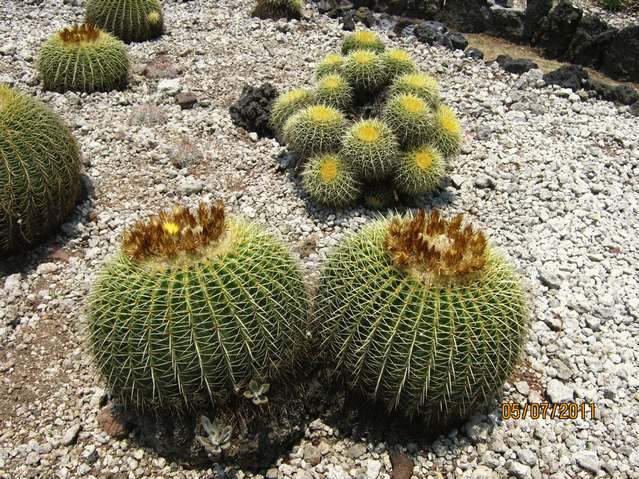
[253,0,304,20]
[38,24,129,93]
[0,86,81,256]
[85,0,164,43]
[88,202,311,411]
[317,210,528,421]
[270,30,464,209]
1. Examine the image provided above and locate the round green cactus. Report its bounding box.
[283,104,347,157]
[253,0,304,20]
[317,210,528,421]
[88,202,311,411]
[342,30,385,54]
[38,24,129,93]
[301,153,360,207]
[361,181,398,210]
[342,50,387,92]
[389,73,440,107]
[270,88,314,134]
[381,49,417,79]
[431,104,463,157]
[313,74,353,111]
[394,145,446,196]
[315,54,344,79]
[342,119,399,181]
[0,86,81,255]
[383,94,435,147]
[86,0,163,43]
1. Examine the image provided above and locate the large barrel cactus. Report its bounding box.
[317,210,528,422]
[85,0,164,43]
[88,202,311,411]
[0,86,81,255]
[38,24,129,93]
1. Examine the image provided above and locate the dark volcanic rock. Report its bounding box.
[439,0,492,32]
[465,47,485,60]
[565,14,616,67]
[448,32,469,50]
[600,26,639,82]
[533,0,583,58]
[543,65,589,90]
[489,6,525,41]
[523,0,553,41]
[229,83,278,138]
[585,80,639,105]
[496,55,538,74]
[414,23,453,49]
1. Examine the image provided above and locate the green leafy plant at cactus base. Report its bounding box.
[0,86,81,255]
[38,24,129,93]
[88,202,311,411]
[86,0,164,43]
[317,210,528,421]
[269,30,464,209]
[253,0,304,20]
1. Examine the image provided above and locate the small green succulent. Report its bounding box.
[342,30,385,54]
[197,415,233,455]
[243,380,270,405]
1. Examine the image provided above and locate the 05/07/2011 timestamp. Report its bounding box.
[501,402,597,420]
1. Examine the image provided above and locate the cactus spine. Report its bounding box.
[342,50,387,92]
[381,49,417,79]
[389,73,440,108]
[317,211,528,421]
[0,86,81,255]
[253,0,304,20]
[313,74,353,111]
[88,202,311,411]
[270,88,314,135]
[301,153,361,207]
[342,119,399,181]
[85,0,164,43]
[316,54,344,79]
[383,94,435,147]
[394,145,446,196]
[431,104,463,157]
[38,24,129,93]
[342,30,385,54]
[283,105,347,157]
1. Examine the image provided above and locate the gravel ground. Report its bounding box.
[1,0,639,478]
[567,0,638,28]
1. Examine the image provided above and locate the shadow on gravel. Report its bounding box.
[109,367,474,474]
[0,174,96,277]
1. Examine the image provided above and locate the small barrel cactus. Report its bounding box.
[431,104,463,157]
[317,210,528,421]
[316,54,344,79]
[301,153,361,207]
[342,30,385,54]
[86,0,163,43]
[88,202,311,411]
[381,49,417,79]
[0,86,81,255]
[389,73,440,108]
[383,94,434,147]
[342,50,387,92]
[342,119,399,181]
[313,74,353,111]
[393,145,446,196]
[283,105,347,157]
[253,0,304,20]
[38,24,129,93]
[270,88,314,134]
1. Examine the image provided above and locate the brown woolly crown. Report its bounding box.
[383,210,487,281]
[123,202,226,261]
[59,24,101,44]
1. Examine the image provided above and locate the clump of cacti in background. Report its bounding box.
[86,0,163,43]
[88,202,311,411]
[0,86,81,256]
[269,29,464,209]
[253,0,304,20]
[38,24,129,93]
[317,210,529,422]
